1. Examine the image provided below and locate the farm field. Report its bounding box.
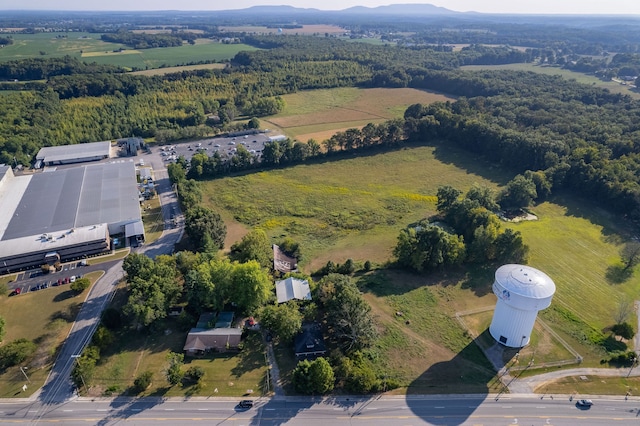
[0,32,256,69]
[129,63,226,76]
[0,271,103,397]
[461,63,640,100]
[263,87,455,142]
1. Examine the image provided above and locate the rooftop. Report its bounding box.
[35,141,111,163]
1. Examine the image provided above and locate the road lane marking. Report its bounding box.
[164,408,175,411]
[197,408,208,411]
[434,406,445,408]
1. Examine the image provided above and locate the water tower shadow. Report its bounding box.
[405,334,503,425]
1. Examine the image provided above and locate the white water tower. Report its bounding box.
[489,264,555,348]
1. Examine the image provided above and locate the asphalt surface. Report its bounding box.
[2,394,640,425]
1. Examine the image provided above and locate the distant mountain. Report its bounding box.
[342,3,460,16]
[239,5,321,15]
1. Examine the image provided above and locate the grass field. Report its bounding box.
[0,32,257,69]
[141,193,164,244]
[202,143,505,270]
[461,63,640,100]
[129,63,226,76]
[0,270,103,397]
[263,87,455,142]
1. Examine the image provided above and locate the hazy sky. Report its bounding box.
[3,0,640,14]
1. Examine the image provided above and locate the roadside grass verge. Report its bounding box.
[0,271,103,397]
[0,274,17,287]
[533,375,640,396]
[141,194,164,244]
[86,248,130,266]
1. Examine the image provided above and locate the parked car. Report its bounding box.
[70,276,76,283]
[10,288,21,296]
[238,400,253,409]
[30,286,39,292]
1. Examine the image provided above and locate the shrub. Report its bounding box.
[0,338,37,370]
[70,278,91,293]
[612,322,635,340]
[184,366,205,384]
[133,370,153,393]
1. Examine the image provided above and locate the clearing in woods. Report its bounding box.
[262,87,455,142]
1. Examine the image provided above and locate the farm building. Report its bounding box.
[35,141,111,167]
[489,264,556,348]
[0,161,144,273]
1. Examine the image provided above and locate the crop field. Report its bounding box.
[263,87,455,142]
[461,63,640,99]
[0,32,257,69]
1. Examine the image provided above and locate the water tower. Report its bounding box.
[489,264,555,348]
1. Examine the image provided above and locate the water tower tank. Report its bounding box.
[489,264,555,348]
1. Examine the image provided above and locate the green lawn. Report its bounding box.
[90,323,268,397]
[0,270,103,397]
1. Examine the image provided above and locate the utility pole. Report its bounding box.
[20,367,31,383]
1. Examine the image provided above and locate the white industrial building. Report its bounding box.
[0,161,144,273]
[489,264,556,348]
[35,141,111,167]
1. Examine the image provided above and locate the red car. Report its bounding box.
[11,288,21,296]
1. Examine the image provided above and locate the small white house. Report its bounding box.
[276,277,311,304]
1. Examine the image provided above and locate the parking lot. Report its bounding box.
[156,132,275,164]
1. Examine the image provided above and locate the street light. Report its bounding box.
[20,366,31,383]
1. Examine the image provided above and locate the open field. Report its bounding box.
[219,24,346,35]
[532,374,640,396]
[203,143,506,270]
[461,63,640,100]
[263,87,455,142]
[0,271,103,397]
[0,32,256,69]
[129,63,226,76]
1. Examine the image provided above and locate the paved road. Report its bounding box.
[2,394,639,425]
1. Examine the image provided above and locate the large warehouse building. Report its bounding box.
[0,161,144,273]
[35,141,111,167]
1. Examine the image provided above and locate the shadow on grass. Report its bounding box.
[360,266,494,298]
[406,336,498,425]
[606,264,633,284]
[52,290,78,302]
[229,331,267,377]
[49,302,81,322]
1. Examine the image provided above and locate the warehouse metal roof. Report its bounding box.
[0,223,108,260]
[1,162,141,241]
[35,141,111,164]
